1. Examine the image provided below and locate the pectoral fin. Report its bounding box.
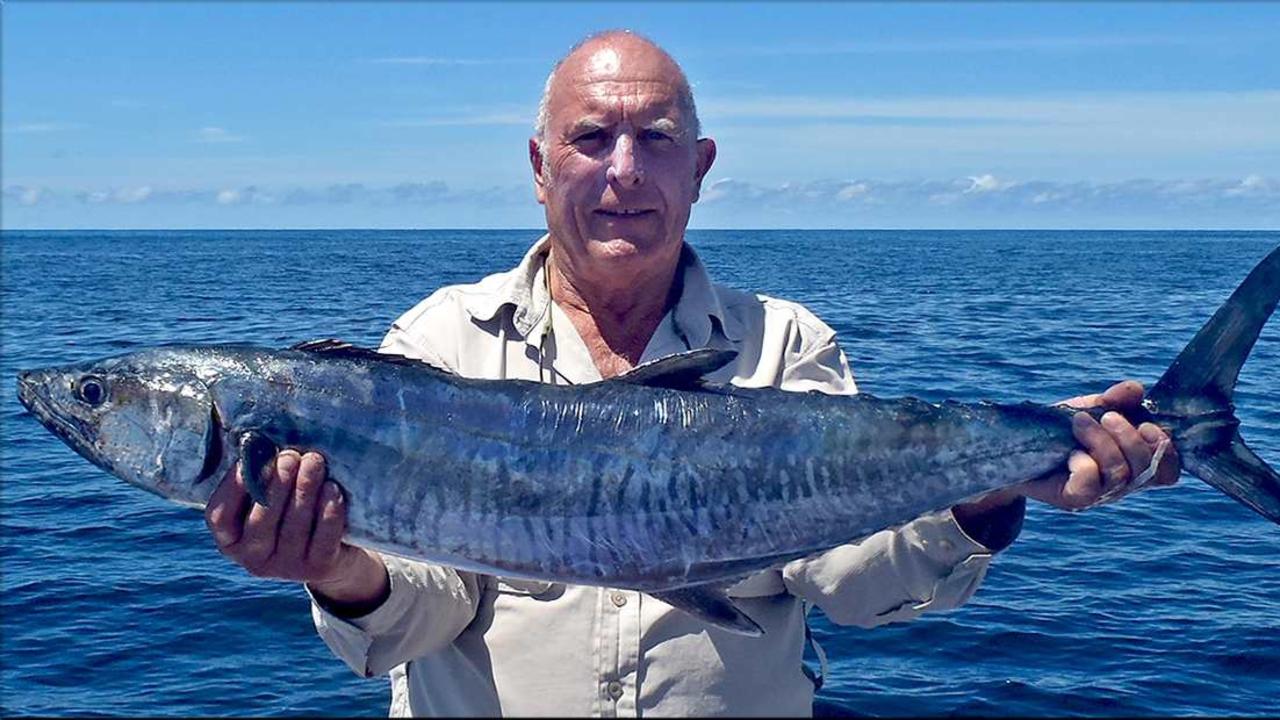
[650,584,764,637]
[237,430,278,507]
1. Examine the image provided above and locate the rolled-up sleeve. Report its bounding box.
[782,510,993,627]
[309,555,482,678]
[776,324,998,628]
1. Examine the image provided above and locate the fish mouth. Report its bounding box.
[16,372,37,413]
[15,370,110,473]
[17,371,61,430]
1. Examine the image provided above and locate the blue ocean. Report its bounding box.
[1,229,1277,716]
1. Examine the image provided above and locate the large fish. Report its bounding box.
[16,247,1280,636]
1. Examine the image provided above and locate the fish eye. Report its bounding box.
[76,376,107,406]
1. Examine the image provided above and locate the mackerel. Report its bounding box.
[16,246,1280,635]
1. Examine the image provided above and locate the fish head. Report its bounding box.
[16,352,222,507]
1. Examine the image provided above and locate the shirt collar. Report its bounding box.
[460,234,554,337]
[461,233,742,346]
[671,242,742,346]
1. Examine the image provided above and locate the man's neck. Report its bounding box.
[547,248,682,379]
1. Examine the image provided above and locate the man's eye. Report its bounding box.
[643,130,673,142]
[574,130,605,144]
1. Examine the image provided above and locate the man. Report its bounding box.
[204,30,1180,716]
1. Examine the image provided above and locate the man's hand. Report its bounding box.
[204,450,390,615]
[1026,379,1181,510]
[953,380,1182,548]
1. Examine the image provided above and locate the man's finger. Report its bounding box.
[1100,411,1152,490]
[307,481,347,572]
[1061,450,1103,508]
[205,463,251,549]
[1057,391,1105,410]
[239,450,299,565]
[1072,411,1130,492]
[1019,469,1066,507]
[1099,379,1145,411]
[1058,380,1145,412]
[277,452,326,560]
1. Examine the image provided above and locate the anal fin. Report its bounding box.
[650,584,764,637]
[237,430,278,507]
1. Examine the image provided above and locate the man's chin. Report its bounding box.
[588,236,651,258]
[583,230,675,256]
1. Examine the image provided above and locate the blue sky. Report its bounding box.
[3,2,1278,229]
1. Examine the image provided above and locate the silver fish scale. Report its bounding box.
[195,348,1079,590]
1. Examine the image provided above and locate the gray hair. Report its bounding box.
[533,30,701,168]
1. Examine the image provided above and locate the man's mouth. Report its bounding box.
[596,208,655,218]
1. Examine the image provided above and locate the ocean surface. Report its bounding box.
[1,229,1277,717]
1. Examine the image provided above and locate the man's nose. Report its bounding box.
[605,134,644,187]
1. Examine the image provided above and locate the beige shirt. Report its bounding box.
[311,236,996,717]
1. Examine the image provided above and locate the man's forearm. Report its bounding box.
[308,546,392,619]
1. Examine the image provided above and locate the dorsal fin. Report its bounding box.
[288,338,444,370]
[614,348,738,390]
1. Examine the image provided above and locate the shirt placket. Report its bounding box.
[593,585,640,717]
[614,588,641,716]
[594,588,621,717]
[522,249,676,716]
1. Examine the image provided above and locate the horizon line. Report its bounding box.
[3,227,1278,233]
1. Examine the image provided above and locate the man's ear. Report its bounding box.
[529,137,548,204]
[691,137,717,203]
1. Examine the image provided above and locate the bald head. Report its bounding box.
[527,27,716,291]
[535,30,701,152]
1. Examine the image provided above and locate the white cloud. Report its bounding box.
[64,186,158,204]
[7,176,1274,229]
[204,182,464,207]
[1225,174,1273,198]
[836,182,870,201]
[3,185,49,206]
[214,186,275,205]
[4,174,1274,229]
[696,175,1280,215]
[965,174,1015,194]
[197,126,245,144]
[106,186,152,204]
[697,90,1280,184]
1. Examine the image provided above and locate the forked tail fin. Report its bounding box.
[1145,246,1280,523]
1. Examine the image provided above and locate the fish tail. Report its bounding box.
[1146,245,1280,523]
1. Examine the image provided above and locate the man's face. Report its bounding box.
[531,41,715,281]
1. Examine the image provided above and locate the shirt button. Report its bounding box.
[606,681,624,700]
[939,539,955,552]
[610,591,628,607]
